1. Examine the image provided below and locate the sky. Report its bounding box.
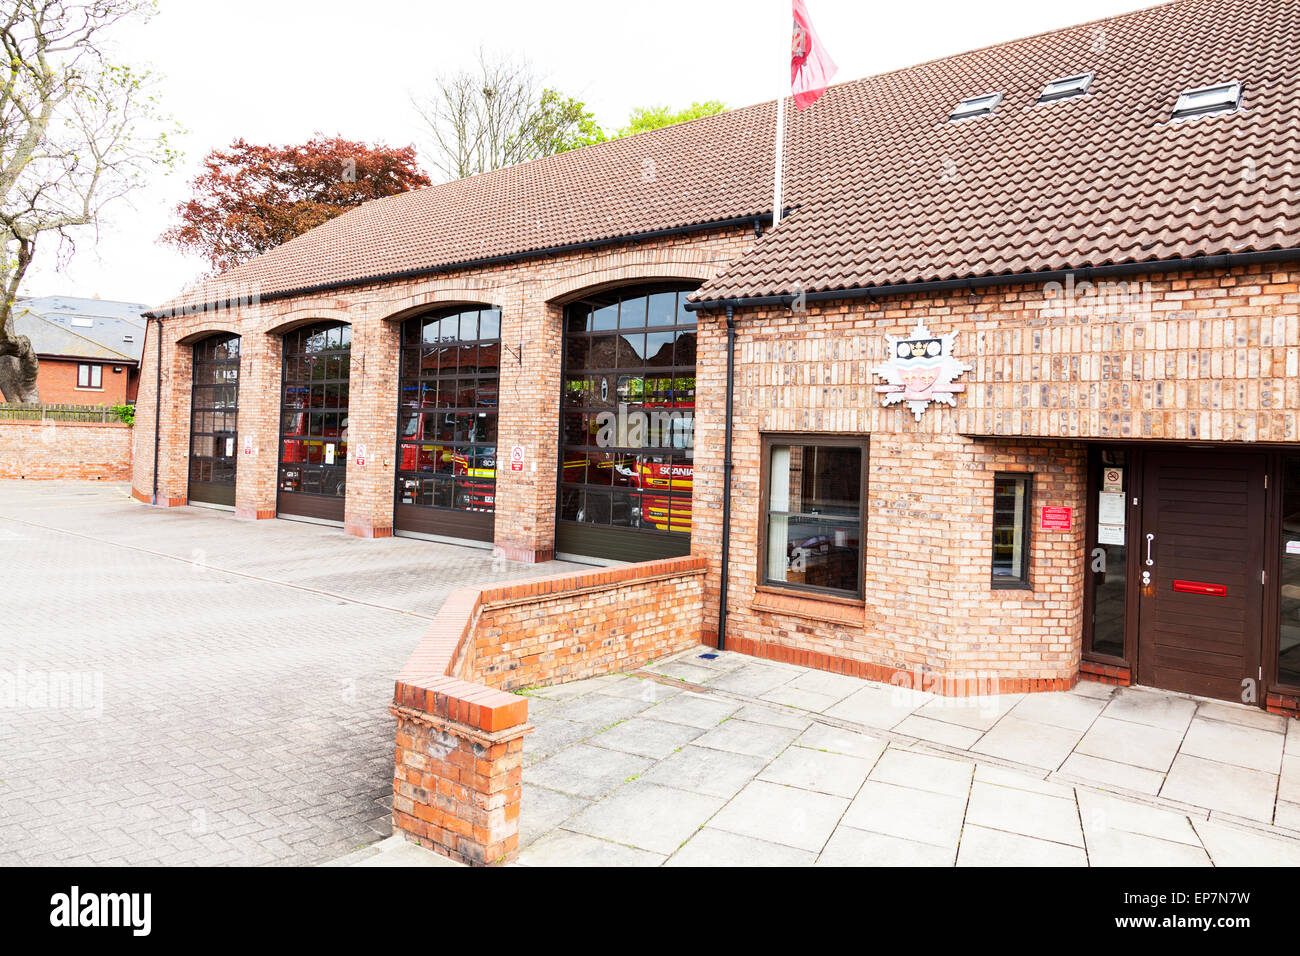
[26,0,1154,306]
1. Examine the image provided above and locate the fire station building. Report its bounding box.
[134,0,1300,714]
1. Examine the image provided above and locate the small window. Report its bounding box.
[123,334,134,343]
[71,318,94,328]
[949,92,1002,121]
[1038,73,1092,103]
[763,437,867,598]
[77,363,102,389]
[992,473,1032,588]
[1171,81,1242,120]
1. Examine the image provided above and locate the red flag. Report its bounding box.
[791,0,838,110]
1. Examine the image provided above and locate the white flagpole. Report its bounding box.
[773,1,787,225]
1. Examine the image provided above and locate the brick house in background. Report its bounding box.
[14,296,148,404]
[133,0,1300,715]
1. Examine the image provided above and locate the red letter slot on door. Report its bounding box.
[1172,580,1227,597]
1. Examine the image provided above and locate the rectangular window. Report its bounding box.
[762,437,867,598]
[992,473,1032,588]
[77,363,102,389]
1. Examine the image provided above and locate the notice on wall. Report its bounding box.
[1102,466,1124,492]
[1041,506,1072,531]
[243,436,254,456]
[354,443,367,467]
[325,443,335,465]
[510,445,525,473]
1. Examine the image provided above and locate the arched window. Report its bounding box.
[278,321,351,522]
[558,283,697,561]
[189,333,241,507]
[393,307,501,542]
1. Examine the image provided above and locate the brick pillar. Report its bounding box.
[234,330,282,520]
[133,324,190,507]
[493,292,563,562]
[343,316,400,537]
[391,679,529,866]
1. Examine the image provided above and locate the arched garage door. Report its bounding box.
[188,333,241,507]
[557,284,696,562]
[277,321,351,523]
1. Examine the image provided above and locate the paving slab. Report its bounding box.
[515,829,665,867]
[969,716,1082,770]
[1076,789,1200,847]
[956,824,1087,866]
[692,718,802,761]
[1101,688,1197,733]
[758,746,875,798]
[840,780,966,849]
[666,827,816,867]
[1085,830,1212,867]
[795,723,888,761]
[965,781,1084,847]
[1194,701,1288,734]
[644,692,740,729]
[1055,752,1166,795]
[817,825,956,866]
[825,684,931,730]
[518,785,590,849]
[1073,715,1184,772]
[522,744,653,801]
[913,694,1022,732]
[563,781,724,855]
[543,693,655,728]
[709,780,849,853]
[730,703,815,730]
[868,748,973,799]
[1193,817,1300,866]
[638,745,768,800]
[1007,692,1108,732]
[1179,717,1285,773]
[588,716,705,760]
[893,714,984,749]
[1159,753,1278,822]
[974,764,1075,799]
[594,676,686,703]
[705,663,798,697]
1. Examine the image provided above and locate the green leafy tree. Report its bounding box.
[615,101,727,138]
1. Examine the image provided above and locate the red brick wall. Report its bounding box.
[133,226,759,554]
[0,419,132,480]
[690,263,1300,690]
[390,555,706,864]
[35,357,132,406]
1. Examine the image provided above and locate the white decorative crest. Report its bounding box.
[872,322,972,421]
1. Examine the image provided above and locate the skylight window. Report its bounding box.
[949,92,1002,121]
[71,318,93,328]
[1171,81,1242,120]
[1038,73,1092,103]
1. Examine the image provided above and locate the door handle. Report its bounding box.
[1145,533,1154,567]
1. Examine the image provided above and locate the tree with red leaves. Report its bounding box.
[162,136,431,274]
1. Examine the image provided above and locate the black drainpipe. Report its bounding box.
[717,303,736,650]
[151,315,163,506]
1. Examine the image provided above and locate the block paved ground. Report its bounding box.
[0,481,584,866]
[508,648,1300,866]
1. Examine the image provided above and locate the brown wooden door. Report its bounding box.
[1138,451,1265,703]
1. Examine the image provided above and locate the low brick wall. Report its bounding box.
[0,419,132,480]
[390,555,707,865]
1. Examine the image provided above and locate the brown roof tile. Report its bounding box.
[158,0,1300,313]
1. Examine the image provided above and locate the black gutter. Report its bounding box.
[717,303,736,652]
[684,248,1300,312]
[151,315,162,506]
[144,214,774,319]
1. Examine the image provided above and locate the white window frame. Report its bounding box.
[1171,81,1243,120]
[949,92,1003,121]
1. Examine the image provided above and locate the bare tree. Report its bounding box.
[411,50,600,182]
[0,0,178,404]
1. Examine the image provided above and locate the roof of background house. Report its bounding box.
[154,0,1300,314]
[17,296,148,362]
[15,296,146,363]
